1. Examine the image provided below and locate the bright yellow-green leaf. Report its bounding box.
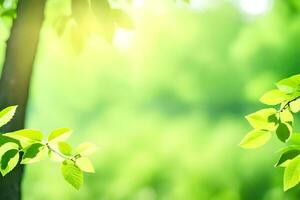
[3,129,43,148]
[239,130,271,149]
[0,106,17,128]
[58,142,72,156]
[276,78,298,94]
[284,155,300,191]
[48,128,72,143]
[75,142,97,156]
[280,109,294,125]
[61,160,83,190]
[290,99,300,113]
[260,89,287,105]
[290,74,300,84]
[245,108,277,130]
[76,157,95,173]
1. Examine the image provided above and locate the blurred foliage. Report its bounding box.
[1,0,300,199]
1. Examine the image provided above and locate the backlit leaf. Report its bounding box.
[75,142,97,156]
[260,89,287,105]
[0,106,17,128]
[48,128,72,143]
[284,155,300,191]
[61,160,83,190]
[76,157,95,173]
[239,130,271,149]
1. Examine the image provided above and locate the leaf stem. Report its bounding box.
[46,143,70,160]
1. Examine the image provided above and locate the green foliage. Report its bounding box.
[61,160,83,190]
[0,106,96,190]
[241,74,300,191]
[0,0,17,19]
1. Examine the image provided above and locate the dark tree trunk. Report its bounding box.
[0,0,46,199]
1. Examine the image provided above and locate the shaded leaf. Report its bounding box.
[276,150,300,167]
[0,149,19,176]
[276,123,292,143]
[21,143,47,164]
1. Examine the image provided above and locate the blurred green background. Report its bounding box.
[3,0,300,199]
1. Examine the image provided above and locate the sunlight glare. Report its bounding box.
[113,28,135,50]
[240,0,272,15]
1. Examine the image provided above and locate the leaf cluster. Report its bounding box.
[240,74,300,191]
[0,106,97,190]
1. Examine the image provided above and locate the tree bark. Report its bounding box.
[0,0,46,199]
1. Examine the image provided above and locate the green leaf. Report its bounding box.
[61,160,83,190]
[284,155,300,191]
[0,8,16,18]
[239,130,271,149]
[75,142,97,156]
[245,108,277,130]
[58,142,72,156]
[276,78,298,94]
[260,89,287,105]
[290,99,300,113]
[290,74,300,84]
[0,106,17,128]
[280,109,294,125]
[76,157,95,173]
[0,149,19,176]
[276,150,300,167]
[21,143,47,164]
[0,142,18,158]
[290,133,300,145]
[48,128,72,143]
[3,129,43,148]
[276,123,292,143]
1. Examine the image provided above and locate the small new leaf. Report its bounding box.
[75,142,97,156]
[48,128,72,143]
[58,142,72,156]
[239,130,271,149]
[76,157,95,173]
[61,160,83,190]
